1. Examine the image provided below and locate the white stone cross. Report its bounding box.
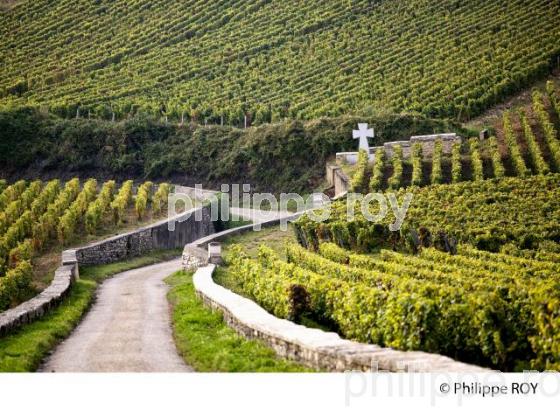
[353,123,374,152]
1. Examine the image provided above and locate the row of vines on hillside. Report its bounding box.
[0,179,173,312]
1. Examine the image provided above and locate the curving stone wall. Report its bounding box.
[0,264,77,336]
[0,206,214,336]
[189,217,487,372]
[193,263,487,372]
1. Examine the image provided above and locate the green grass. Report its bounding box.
[166,269,311,372]
[0,248,181,372]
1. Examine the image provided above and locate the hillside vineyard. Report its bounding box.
[1,0,559,122]
[0,179,171,313]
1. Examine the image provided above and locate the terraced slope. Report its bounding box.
[1,0,559,122]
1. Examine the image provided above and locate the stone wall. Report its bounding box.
[325,165,350,198]
[384,140,412,159]
[0,264,78,336]
[335,133,461,163]
[384,133,460,159]
[410,133,461,157]
[76,206,214,265]
[193,263,487,372]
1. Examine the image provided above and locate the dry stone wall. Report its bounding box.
[0,264,77,336]
[336,133,461,163]
[76,207,214,265]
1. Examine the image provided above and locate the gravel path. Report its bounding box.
[41,207,292,372]
[41,259,191,372]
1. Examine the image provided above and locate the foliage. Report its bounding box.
[0,109,458,193]
[488,136,505,179]
[387,145,403,190]
[135,181,153,220]
[532,90,560,170]
[0,260,32,311]
[468,138,484,181]
[110,180,133,225]
[227,241,560,370]
[430,139,443,184]
[294,174,560,252]
[0,1,558,122]
[451,142,462,183]
[152,183,171,215]
[502,111,530,177]
[519,110,549,175]
[0,178,164,312]
[85,180,115,234]
[410,143,423,186]
[57,179,98,245]
[368,148,385,192]
[349,150,369,193]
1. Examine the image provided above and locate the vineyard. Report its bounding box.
[1,0,559,122]
[0,178,171,312]
[347,81,560,192]
[296,173,560,252]
[226,240,560,370]
[213,170,560,370]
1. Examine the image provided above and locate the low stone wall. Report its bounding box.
[76,206,214,265]
[410,133,461,157]
[193,263,487,372]
[336,133,462,163]
[0,264,78,336]
[0,205,215,336]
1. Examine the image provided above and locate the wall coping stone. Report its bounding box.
[410,133,459,142]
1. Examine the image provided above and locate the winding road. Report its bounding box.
[41,259,191,372]
[41,207,291,372]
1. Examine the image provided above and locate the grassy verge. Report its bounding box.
[0,248,181,372]
[166,269,311,372]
